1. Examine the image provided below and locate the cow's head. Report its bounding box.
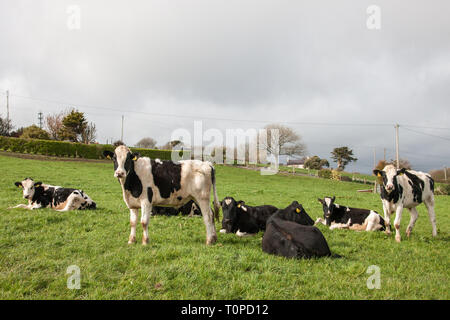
[317,196,336,226]
[219,197,240,233]
[78,190,97,210]
[373,165,406,194]
[280,201,315,226]
[103,145,140,179]
[14,178,42,200]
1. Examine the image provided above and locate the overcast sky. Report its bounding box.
[0,0,449,173]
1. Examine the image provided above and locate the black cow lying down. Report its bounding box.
[10,177,96,211]
[262,201,333,259]
[219,197,278,236]
[152,200,201,216]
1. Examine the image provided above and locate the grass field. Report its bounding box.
[0,154,448,300]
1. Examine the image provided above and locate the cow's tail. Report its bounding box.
[210,165,220,222]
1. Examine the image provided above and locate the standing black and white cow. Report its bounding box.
[219,197,278,236]
[373,165,437,242]
[315,196,385,232]
[262,201,332,259]
[10,177,96,211]
[103,145,220,245]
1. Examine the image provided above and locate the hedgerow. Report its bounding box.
[0,136,181,160]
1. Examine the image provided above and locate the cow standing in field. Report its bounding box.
[219,197,278,236]
[315,196,385,231]
[103,145,220,245]
[10,177,96,211]
[262,201,333,259]
[373,165,437,242]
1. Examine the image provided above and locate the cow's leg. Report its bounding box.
[128,208,139,244]
[197,199,217,245]
[141,203,152,245]
[382,204,391,235]
[393,205,404,242]
[424,197,437,237]
[406,207,419,237]
[8,204,31,209]
[314,218,326,226]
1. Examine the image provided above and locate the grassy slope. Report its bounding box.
[0,155,448,300]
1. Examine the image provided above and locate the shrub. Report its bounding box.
[20,125,50,140]
[318,168,332,179]
[435,184,450,196]
[331,169,341,181]
[0,136,184,160]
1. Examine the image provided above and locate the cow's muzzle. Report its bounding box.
[114,170,126,178]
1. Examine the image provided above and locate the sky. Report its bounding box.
[0,0,449,174]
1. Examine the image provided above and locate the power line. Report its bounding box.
[402,126,450,142]
[0,91,395,127]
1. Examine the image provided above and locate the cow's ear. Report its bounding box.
[132,153,140,161]
[34,181,42,188]
[397,168,406,176]
[332,196,336,202]
[317,198,324,204]
[373,169,382,177]
[103,150,114,159]
[14,182,23,188]
[295,207,302,214]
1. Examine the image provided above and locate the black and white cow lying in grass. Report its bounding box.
[10,177,96,211]
[219,197,278,236]
[103,145,220,245]
[152,200,202,216]
[315,196,385,232]
[373,165,437,242]
[262,201,333,259]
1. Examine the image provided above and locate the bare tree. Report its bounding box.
[262,123,307,157]
[0,115,13,136]
[81,122,97,144]
[45,111,66,140]
[136,137,157,149]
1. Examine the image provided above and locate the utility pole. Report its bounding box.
[373,148,376,168]
[445,166,448,182]
[38,112,43,129]
[6,90,9,123]
[395,124,400,169]
[121,115,124,142]
[383,148,386,162]
[373,148,377,193]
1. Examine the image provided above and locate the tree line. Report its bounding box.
[0,109,97,144]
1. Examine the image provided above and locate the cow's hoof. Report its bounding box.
[142,237,149,245]
[206,235,217,245]
[406,229,412,237]
[395,235,401,243]
[128,236,136,244]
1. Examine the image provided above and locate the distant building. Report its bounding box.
[287,158,306,169]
